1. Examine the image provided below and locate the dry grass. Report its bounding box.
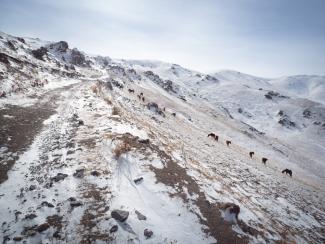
[90,84,98,94]
[111,106,120,116]
[113,141,132,159]
[103,97,112,105]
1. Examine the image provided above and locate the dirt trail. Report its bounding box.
[0,83,79,183]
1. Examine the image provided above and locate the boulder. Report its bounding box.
[36,223,50,232]
[52,173,68,182]
[110,225,118,233]
[32,47,48,61]
[144,228,153,239]
[73,169,85,178]
[134,177,144,184]
[135,210,147,220]
[111,209,129,222]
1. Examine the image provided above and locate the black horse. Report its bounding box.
[282,169,292,177]
[128,89,135,93]
[249,151,254,158]
[226,140,231,146]
[262,157,268,164]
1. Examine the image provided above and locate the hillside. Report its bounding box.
[0,31,324,243]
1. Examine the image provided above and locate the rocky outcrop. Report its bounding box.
[111,209,129,222]
[31,47,48,61]
[49,41,69,53]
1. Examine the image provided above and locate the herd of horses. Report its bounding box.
[208,133,292,177]
[127,87,293,178]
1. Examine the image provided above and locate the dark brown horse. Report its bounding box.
[208,133,216,138]
[282,169,292,177]
[226,140,231,146]
[262,157,268,164]
[249,151,254,158]
[128,88,135,93]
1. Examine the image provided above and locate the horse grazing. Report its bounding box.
[142,97,145,102]
[128,89,135,93]
[249,151,254,158]
[140,92,143,97]
[262,157,268,164]
[215,135,218,141]
[171,112,176,117]
[226,140,231,146]
[208,133,216,138]
[282,169,292,177]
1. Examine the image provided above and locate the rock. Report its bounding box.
[138,139,149,144]
[24,213,37,220]
[78,120,84,126]
[68,197,77,202]
[13,236,23,241]
[70,48,88,66]
[29,185,36,191]
[109,225,118,233]
[90,170,100,177]
[134,177,144,184]
[42,201,54,208]
[17,37,25,43]
[111,209,129,222]
[70,201,83,208]
[49,41,69,53]
[36,223,50,232]
[52,173,68,182]
[73,169,85,178]
[31,47,48,60]
[135,210,147,220]
[144,228,153,239]
[53,230,61,238]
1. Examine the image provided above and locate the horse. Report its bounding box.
[142,97,145,102]
[128,88,135,93]
[262,157,268,164]
[215,135,218,142]
[140,92,143,96]
[282,169,292,177]
[171,113,176,117]
[249,151,254,158]
[226,140,231,146]
[208,133,216,138]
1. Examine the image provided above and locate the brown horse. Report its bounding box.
[282,169,292,177]
[226,140,231,146]
[215,135,218,141]
[262,157,268,164]
[128,88,135,93]
[249,151,254,158]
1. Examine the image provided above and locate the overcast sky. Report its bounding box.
[1,0,324,77]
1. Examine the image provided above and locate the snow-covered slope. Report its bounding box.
[269,75,325,104]
[0,31,324,243]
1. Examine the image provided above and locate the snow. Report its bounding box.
[0,30,324,243]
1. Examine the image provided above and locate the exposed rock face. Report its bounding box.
[70,48,87,66]
[144,70,176,93]
[31,47,48,61]
[265,91,289,100]
[111,209,129,222]
[49,41,69,53]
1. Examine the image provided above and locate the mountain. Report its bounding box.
[0,31,324,243]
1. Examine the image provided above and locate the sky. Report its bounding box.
[0,0,324,77]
